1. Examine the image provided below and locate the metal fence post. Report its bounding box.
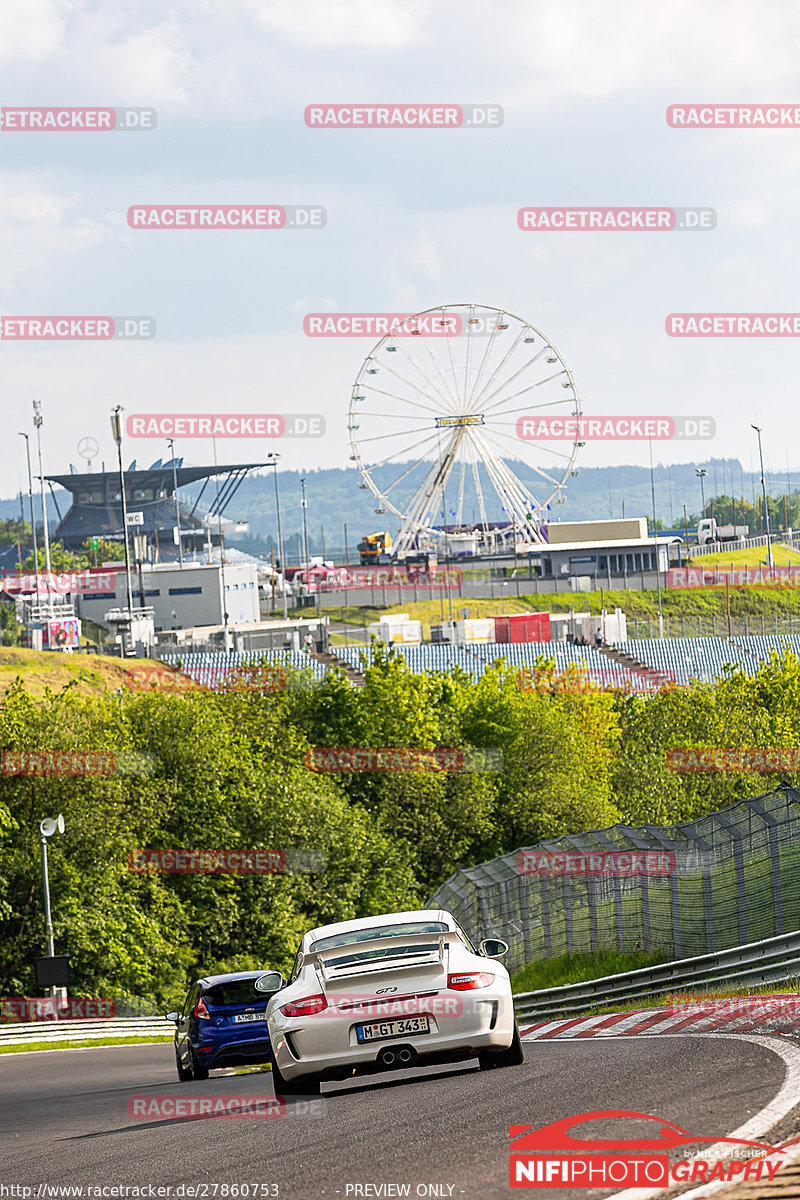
[540,876,552,957]
[669,872,681,959]
[640,874,651,952]
[613,876,624,950]
[588,878,598,951]
[519,874,532,964]
[563,876,573,952]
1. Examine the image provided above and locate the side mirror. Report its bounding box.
[165,1011,181,1024]
[254,971,284,994]
[479,938,509,958]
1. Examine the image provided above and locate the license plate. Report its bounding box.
[356,1016,430,1042]
[232,1012,265,1023]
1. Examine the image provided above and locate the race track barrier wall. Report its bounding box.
[430,784,800,974]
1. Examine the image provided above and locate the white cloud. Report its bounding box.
[93,20,194,105]
[240,0,428,49]
[0,0,72,64]
[508,0,800,103]
[0,181,111,291]
[409,230,442,281]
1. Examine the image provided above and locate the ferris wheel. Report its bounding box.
[347,303,583,557]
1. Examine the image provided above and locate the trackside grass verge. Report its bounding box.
[0,1034,175,1054]
[511,949,668,994]
[582,977,800,1018]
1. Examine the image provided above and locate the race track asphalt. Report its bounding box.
[0,1036,786,1200]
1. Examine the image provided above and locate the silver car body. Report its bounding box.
[266,908,515,1083]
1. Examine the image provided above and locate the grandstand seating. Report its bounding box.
[159,634,800,693]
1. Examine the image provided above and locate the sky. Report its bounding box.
[2,0,800,512]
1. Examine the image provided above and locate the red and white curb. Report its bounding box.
[608,1036,800,1199]
[520,1000,800,1042]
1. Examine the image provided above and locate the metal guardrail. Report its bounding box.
[512,928,800,1022]
[0,1016,172,1047]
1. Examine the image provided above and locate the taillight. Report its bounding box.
[194,997,211,1020]
[280,993,328,1017]
[447,972,494,990]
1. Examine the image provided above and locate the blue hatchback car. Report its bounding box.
[167,969,284,1081]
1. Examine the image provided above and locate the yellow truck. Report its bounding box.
[357,531,393,564]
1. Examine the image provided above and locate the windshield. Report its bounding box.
[310,921,449,967]
[203,979,270,1006]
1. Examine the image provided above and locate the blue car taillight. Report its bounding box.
[195,996,211,1020]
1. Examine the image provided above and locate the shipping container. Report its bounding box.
[494,611,551,643]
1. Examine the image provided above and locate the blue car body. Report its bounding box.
[174,970,281,1078]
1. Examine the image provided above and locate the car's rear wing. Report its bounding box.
[303,930,462,980]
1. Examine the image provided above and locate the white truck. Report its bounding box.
[697,517,749,546]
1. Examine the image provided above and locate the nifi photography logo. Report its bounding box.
[508,1110,783,1189]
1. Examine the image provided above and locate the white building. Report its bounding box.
[76,562,260,633]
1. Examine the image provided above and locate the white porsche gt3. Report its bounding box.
[266,908,523,1094]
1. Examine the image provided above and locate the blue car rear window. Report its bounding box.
[204,981,270,1006]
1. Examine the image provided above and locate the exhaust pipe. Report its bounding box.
[380,1049,396,1067]
[398,1048,413,1064]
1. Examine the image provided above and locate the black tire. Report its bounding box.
[190,1048,209,1080]
[478,1022,525,1071]
[175,1046,194,1082]
[269,1049,321,1096]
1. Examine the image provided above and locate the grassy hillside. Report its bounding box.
[691,544,800,566]
[330,583,800,641]
[0,649,190,698]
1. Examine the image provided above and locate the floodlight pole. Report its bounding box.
[268,455,288,619]
[649,441,664,639]
[752,424,774,568]
[32,403,52,619]
[40,833,55,959]
[167,438,184,566]
[19,433,40,606]
[110,407,135,621]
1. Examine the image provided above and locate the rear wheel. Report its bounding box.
[175,1046,194,1082]
[190,1048,209,1080]
[269,1049,321,1096]
[478,1022,525,1070]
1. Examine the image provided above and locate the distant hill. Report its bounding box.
[0,457,787,561]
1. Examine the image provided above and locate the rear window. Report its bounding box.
[203,980,270,1006]
[310,921,449,966]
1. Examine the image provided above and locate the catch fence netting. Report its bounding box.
[429,784,800,973]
